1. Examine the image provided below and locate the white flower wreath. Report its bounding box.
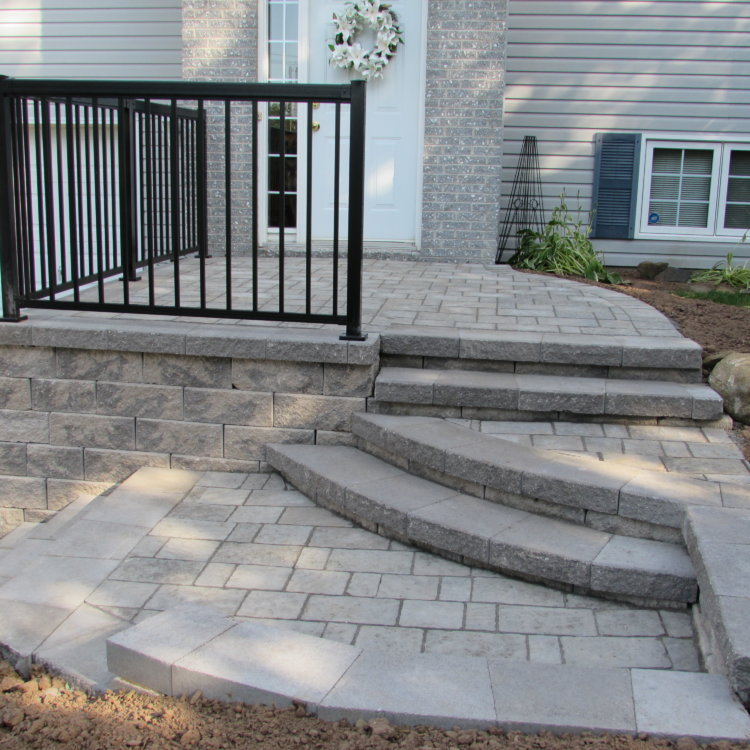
[328,1,404,80]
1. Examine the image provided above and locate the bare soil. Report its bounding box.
[1,270,749,749]
[601,269,750,462]
[1,663,748,750]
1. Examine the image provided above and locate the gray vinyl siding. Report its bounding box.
[504,0,750,267]
[0,0,182,79]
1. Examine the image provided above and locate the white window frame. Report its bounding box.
[635,133,750,242]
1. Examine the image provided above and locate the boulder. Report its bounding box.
[709,352,750,425]
[637,261,668,280]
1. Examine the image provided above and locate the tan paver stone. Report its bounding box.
[424,630,526,659]
[237,590,307,619]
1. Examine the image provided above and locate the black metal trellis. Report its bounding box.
[495,135,545,264]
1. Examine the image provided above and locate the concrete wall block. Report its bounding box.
[323,364,378,397]
[31,378,96,413]
[136,419,223,457]
[0,377,31,410]
[273,394,365,431]
[56,349,143,383]
[232,359,323,394]
[0,507,25,536]
[50,413,135,450]
[0,410,50,444]
[26,444,84,480]
[143,353,231,389]
[84,448,171,482]
[0,442,27,476]
[46,479,112,510]
[97,382,184,420]
[183,388,273,426]
[224,425,314,460]
[315,431,356,447]
[0,475,47,509]
[0,346,55,378]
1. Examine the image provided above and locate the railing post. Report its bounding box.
[0,76,25,322]
[340,79,367,341]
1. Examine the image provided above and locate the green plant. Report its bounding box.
[673,288,750,307]
[509,192,621,284]
[689,251,750,290]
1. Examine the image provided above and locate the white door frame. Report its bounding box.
[257,0,427,249]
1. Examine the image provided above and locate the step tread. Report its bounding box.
[267,443,696,603]
[374,367,723,420]
[381,329,703,371]
[353,413,731,530]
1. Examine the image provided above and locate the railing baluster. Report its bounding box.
[251,99,258,312]
[74,104,85,281]
[278,101,285,314]
[196,99,207,308]
[224,99,231,310]
[144,99,155,307]
[56,102,67,285]
[65,97,80,302]
[92,98,104,303]
[333,102,341,317]
[83,104,94,282]
[305,101,313,316]
[40,98,57,300]
[33,100,47,291]
[20,99,34,298]
[170,98,180,309]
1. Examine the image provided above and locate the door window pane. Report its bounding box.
[266,0,299,229]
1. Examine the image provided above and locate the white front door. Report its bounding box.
[307,1,423,243]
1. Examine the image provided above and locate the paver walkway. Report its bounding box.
[0,469,700,675]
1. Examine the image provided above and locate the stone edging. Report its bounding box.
[106,604,750,740]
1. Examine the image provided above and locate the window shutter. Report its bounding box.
[591,133,642,239]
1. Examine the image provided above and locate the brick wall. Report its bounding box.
[0,332,378,536]
[182,0,259,255]
[420,0,507,261]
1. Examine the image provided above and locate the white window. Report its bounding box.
[638,139,750,239]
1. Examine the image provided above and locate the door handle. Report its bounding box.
[312,121,321,132]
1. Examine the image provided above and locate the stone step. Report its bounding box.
[266,443,697,606]
[106,604,750,740]
[381,329,703,383]
[373,367,723,422]
[352,413,734,543]
[684,506,750,705]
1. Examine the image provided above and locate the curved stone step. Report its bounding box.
[106,605,750,740]
[352,413,728,541]
[266,443,697,606]
[373,367,723,422]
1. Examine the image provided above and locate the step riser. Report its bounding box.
[381,354,702,384]
[356,436,681,545]
[380,332,704,381]
[267,444,696,608]
[353,417,696,538]
[374,370,723,423]
[368,400,729,429]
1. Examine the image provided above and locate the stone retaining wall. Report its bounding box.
[0,325,379,535]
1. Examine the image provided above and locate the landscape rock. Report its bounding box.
[637,261,668,280]
[709,352,750,425]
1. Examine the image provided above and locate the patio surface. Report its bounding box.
[57,256,679,338]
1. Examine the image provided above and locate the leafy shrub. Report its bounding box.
[509,192,621,285]
[689,252,750,290]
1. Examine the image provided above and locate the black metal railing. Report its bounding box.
[0,77,367,339]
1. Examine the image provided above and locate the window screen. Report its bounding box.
[724,149,750,230]
[648,148,713,228]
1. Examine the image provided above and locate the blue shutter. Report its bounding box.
[591,133,642,239]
